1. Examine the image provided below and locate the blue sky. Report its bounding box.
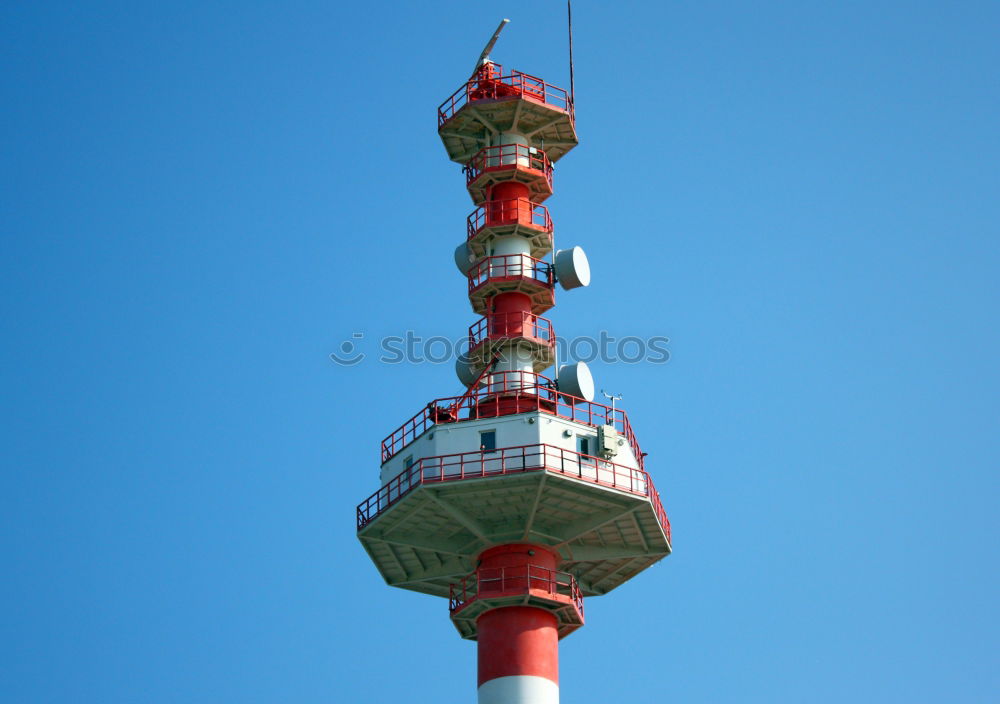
[2,1,998,702]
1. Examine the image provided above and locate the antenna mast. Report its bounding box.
[601,389,623,420]
[472,18,510,77]
[567,0,576,107]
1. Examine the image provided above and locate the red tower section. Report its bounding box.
[357,40,671,704]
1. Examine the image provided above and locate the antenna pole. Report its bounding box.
[472,18,510,77]
[567,0,576,108]
[602,390,623,422]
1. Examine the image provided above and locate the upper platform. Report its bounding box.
[378,370,647,468]
[439,63,579,164]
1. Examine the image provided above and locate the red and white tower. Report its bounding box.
[357,20,671,704]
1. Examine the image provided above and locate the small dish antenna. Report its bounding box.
[472,18,510,77]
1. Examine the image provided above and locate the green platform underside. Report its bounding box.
[358,469,671,599]
[439,99,579,164]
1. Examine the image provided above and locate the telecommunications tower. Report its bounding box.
[356,18,672,704]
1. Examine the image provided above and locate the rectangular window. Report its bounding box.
[577,436,592,457]
[404,456,414,470]
[479,430,497,453]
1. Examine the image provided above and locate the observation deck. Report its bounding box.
[438,63,578,164]
[379,371,646,466]
[356,442,671,599]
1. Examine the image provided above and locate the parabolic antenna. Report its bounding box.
[554,246,591,290]
[454,242,476,274]
[557,361,595,402]
[456,354,485,387]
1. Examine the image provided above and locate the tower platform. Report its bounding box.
[357,440,671,599]
[466,198,553,259]
[449,563,585,640]
[467,254,555,315]
[466,313,556,373]
[438,65,579,164]
[466,144,554,205]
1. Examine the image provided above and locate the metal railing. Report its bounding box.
[466,144,553,189]
[468,311,554,354]
[379,371,646,471]
[467,198,552,240]
[468,254,553,295]
[359,443,670,543]
[449,563,584,616]
[438,64,574,127]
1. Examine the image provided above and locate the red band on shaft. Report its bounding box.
[477,606,559,686]
[476,545,560,687]
[491,181,530,201]
[486,181,531,227]
[479,543,558,571]
[491,292,533,337]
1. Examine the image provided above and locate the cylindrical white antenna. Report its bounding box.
[472,18,510,76]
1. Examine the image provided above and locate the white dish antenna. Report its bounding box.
[557,361,595,402]
[554,246,591,290]
[456,354,488,387]
[454,242,476,274]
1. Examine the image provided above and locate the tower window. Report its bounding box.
[577,436,592,457]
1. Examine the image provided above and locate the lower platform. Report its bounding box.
[449,563,584,640]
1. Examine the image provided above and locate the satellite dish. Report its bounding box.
[471,18,510,77]
[557,361,595,402]
[455,355,484,387]
[554,246,591,290]
[454,242,476,274]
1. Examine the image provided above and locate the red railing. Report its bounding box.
[467,198,552,240]
[649,484,670,541]
[378,370,548,461]
[466,144,553,189]
[359,443,671,541]
[379,371,646,470]
[449,563,584,616]
[468,254,553,295]
[438,65,574,126]
[468,311,554,353]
